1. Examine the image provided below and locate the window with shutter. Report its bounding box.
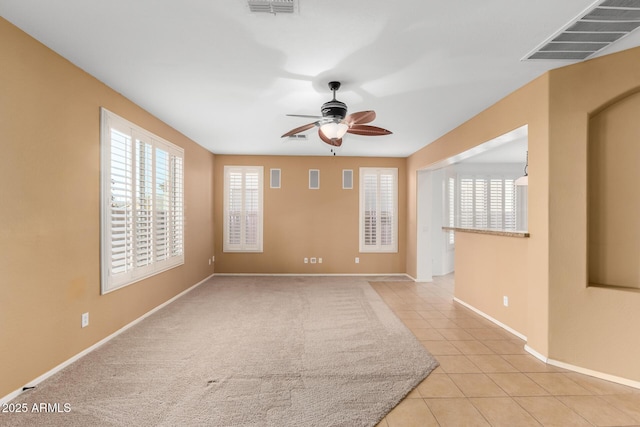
[359,168,398,253]
[223,166,264,252]
[100,109,184,294]
[455,174,519,231]
[447,176,456,245]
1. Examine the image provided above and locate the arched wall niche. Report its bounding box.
[588,89,640,290]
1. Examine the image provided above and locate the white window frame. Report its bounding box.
[100,108,184,294]
[223,166,264,252]
[359,167,398,253]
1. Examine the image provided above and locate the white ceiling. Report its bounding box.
[2,0,640,158]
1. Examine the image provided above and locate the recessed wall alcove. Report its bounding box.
[588,90,640,290]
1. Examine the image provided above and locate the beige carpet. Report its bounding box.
[2,276,438,426]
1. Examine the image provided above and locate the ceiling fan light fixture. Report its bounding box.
[320,121,349,140]
[515,150,529,186]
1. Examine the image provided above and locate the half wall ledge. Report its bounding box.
[442,226,530,238]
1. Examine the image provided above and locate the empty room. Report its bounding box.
[2,1,640,426]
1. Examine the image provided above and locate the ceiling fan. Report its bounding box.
[281,81,392,147]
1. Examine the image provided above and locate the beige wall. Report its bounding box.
[406,75,550,354]
[0,18,216,398]
[213,155,406,274]
[547,47,640,381]
[454,232,528,335]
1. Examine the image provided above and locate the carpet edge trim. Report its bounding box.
[374,361,440,426]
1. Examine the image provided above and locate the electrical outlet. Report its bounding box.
[212,256,215,262]
[503,296,509,307]
[304,257,308,264]
[318,258,322,264]
[310,257,317,264]
[355,257,360,264]
[208,258,211,265]
[81,312,89,328]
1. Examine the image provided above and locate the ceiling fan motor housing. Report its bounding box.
[321,100,347,120]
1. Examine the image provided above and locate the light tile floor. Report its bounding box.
[371,274,640,427]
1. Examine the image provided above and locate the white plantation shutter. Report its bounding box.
[155,147,183,262]
[224,166,263,252]
[456,174,518,231]
[474,178,488,228]
[459,178,474,228]
[360,168,398,253]
[447,176,455,245]
[244,171,260,247]
[363,173,377,246]
[489,179,504,229]
[379,173,394,246]
[101,109,184,294]
[170,156,184,257]
[155,147,170,262]
[135,138,153,268]
[504,179,516,230]
[227,170,243,246]
[109,129,133,275]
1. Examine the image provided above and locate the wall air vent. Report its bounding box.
[247,0,295,14]
[524,0,640,61]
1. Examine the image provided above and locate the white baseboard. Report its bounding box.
[1,273,214,405]
[529,349,640,390]
[524,344,548,363]
[405,273,418,282]
[453,298,640,391]
[213,273,413,279]
[453,297,527,341]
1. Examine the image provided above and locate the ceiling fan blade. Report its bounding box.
[318,129,342,147]
[346,124,393,136]
[286,114,323,119]
[344,110,376,126]
[281,122,317,138]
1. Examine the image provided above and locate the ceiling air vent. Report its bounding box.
[287,134,307,140]
[247,0,295,14]
[524,0,640,60]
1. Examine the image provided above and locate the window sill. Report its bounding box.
[442,226,529,238]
